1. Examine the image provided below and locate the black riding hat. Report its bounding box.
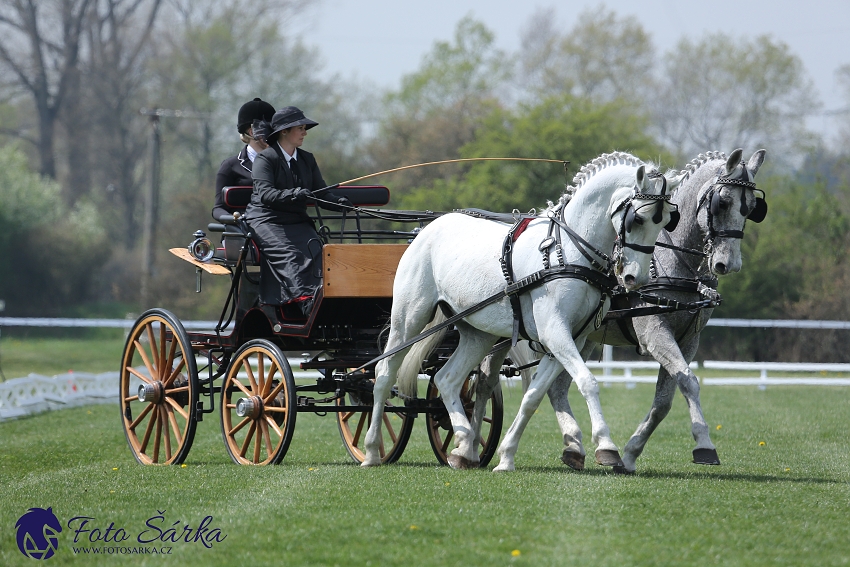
[237,98,275,133]
[267,106,318,141]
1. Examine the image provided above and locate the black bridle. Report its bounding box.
[697,162,767,243]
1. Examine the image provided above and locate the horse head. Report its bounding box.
[610,166,684,290]
[694,148,767,275]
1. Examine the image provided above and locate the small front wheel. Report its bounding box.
[220,340,296,465]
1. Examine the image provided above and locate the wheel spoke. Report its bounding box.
[164,331,178,380]
[262,377,285,404]
[165,404,183,445]
[382,412,398,443]
[264,414,283,438]
[228,416,251,436]
[152,406,163,463]
[243,359,258,392]
[264,406,288,413]
[133,341,158,383]
[441,429,453,453]
[260,419,273,456]
[262,366,278,397]
[158,322,167,379]
[164,396,189,420]
[161,407,172,461]
[165,385,189,394]
[163,357,187,388]
[128,401,154,430]
[139,405,158,453]
[126,365,154,384]
[257,354,265,396]
[483,416,493,424]
[340,411,355,422]
[378,429,386,458]
[231,377,251,396]
[145,323,160,376]
[352,412,369,446]
[239,422,256,457]
[253,422,262,462]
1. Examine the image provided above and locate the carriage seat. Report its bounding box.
[208,185,393,263]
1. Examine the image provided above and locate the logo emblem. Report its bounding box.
[15,507,62,560]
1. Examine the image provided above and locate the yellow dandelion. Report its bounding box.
[785,468,791,472]
[308,467,315,471]
[110,490,115,493]
[181,464,187,468]
[716,425,722,430]
[511,550,521,557]
[409,525,419,530]
[759,441,766,446]
[112,467,118,471]
[445,482,451,486]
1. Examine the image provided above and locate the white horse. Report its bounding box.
[507,148,767,473]
[362,152,683,469]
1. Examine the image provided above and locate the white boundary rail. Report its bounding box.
[1,318,849,421]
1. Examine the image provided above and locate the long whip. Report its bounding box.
[314,157,569,194]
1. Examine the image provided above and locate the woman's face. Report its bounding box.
[280,125,308,148]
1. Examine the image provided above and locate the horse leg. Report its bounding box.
[547,341,596,471]
[467,344,510,464]
[675,334,719,465]
[494,354,564,472]
[433,325,499,469]
[546,336,623,469]
[362,297,436,467]
[620,367,677,473]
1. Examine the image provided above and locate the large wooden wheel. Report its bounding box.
[336,375,414,464]
[220,340,296,465]
[120,309,199,465]
[426,373,503,468]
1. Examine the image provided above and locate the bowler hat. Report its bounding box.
[268,106,318,141]
[237,98,275,133]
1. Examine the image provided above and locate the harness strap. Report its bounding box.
[344,264,618,377]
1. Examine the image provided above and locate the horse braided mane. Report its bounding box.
[547,151,647,210]
[678,151,727,184]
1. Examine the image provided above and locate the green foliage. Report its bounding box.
[399,94,673,212]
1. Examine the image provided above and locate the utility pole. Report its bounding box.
[138,108,208,309]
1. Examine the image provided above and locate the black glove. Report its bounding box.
[293,187,314,202]
[321,192,353,212]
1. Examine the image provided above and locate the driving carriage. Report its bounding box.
[119,184,504,466]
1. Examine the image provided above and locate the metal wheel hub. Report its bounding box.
[236,395,264,419]
[138,382,164,404]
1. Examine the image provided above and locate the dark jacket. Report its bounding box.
[247,145,326,225]
[213,146,253,221]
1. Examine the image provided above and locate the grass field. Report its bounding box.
[2,378,849,566]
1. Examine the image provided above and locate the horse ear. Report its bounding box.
[664,170,686,192]
[725,148,743,176]
[747,149,767,178]
[635,165,647,190]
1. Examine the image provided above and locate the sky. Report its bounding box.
[296,0,850,141]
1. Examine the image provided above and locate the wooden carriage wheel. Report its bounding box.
[120,309,199,465]
[336,375,414,464]
[220,340,296,465]
[425,373,503,468]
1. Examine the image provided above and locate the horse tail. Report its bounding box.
[396,310,449,398]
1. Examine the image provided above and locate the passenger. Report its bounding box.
[212,97,276,222]
[246,106,327,319]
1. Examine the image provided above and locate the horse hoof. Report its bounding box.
[595,449,624,468]
[561,450,585,471]
[693,448,721,465]
[612,465,635,475]
[447,454,473,470]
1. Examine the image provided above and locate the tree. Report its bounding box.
[518,7,656,106]
[0,0,92,185]
[398,94,672,213]
[654,34,819,163]
[367,17,510,194]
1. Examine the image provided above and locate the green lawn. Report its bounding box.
[2,382,849,566]
[0,336,127,378]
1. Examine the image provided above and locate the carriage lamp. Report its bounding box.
[189,230,214,262]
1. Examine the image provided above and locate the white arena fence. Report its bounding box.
[1,318,849,421]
